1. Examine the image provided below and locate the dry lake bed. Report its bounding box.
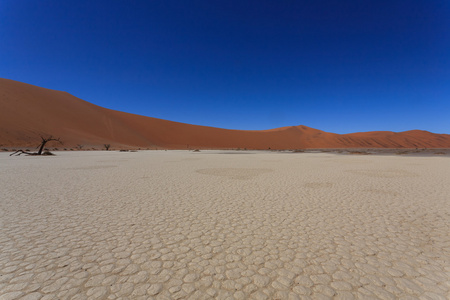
[0,150,449,299]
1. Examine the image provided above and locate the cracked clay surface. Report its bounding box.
[1,150,449,299]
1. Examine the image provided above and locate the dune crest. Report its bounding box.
[1,78,449,149]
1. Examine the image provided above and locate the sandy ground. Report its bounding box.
[0,150,449,300]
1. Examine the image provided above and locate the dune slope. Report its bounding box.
[1,78,449,149]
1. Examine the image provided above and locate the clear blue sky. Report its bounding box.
[1,1,449,133]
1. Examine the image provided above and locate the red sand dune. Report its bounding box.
[1,78,449,149]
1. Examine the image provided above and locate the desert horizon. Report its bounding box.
[1,78,450,151]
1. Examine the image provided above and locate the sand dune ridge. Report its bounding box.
[1,78,449,149]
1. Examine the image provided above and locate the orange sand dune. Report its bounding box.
[1,78,449,149]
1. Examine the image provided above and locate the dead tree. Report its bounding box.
[104,144,111,151]
[10,135,62,156]
[37,136,61,155]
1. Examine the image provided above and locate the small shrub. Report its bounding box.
[348,151,370,155]
[396,151,409,155]
[42,151,55,156]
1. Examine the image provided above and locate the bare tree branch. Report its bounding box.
[10,135,63,156]
[37,135,62,155]
[10,150,36,156]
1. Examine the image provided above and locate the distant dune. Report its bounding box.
[1,78,449,149]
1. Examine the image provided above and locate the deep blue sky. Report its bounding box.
[1,1,449,133]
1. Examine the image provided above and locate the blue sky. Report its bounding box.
[1,0,449,133]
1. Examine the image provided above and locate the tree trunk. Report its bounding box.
[37,140,48,155]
